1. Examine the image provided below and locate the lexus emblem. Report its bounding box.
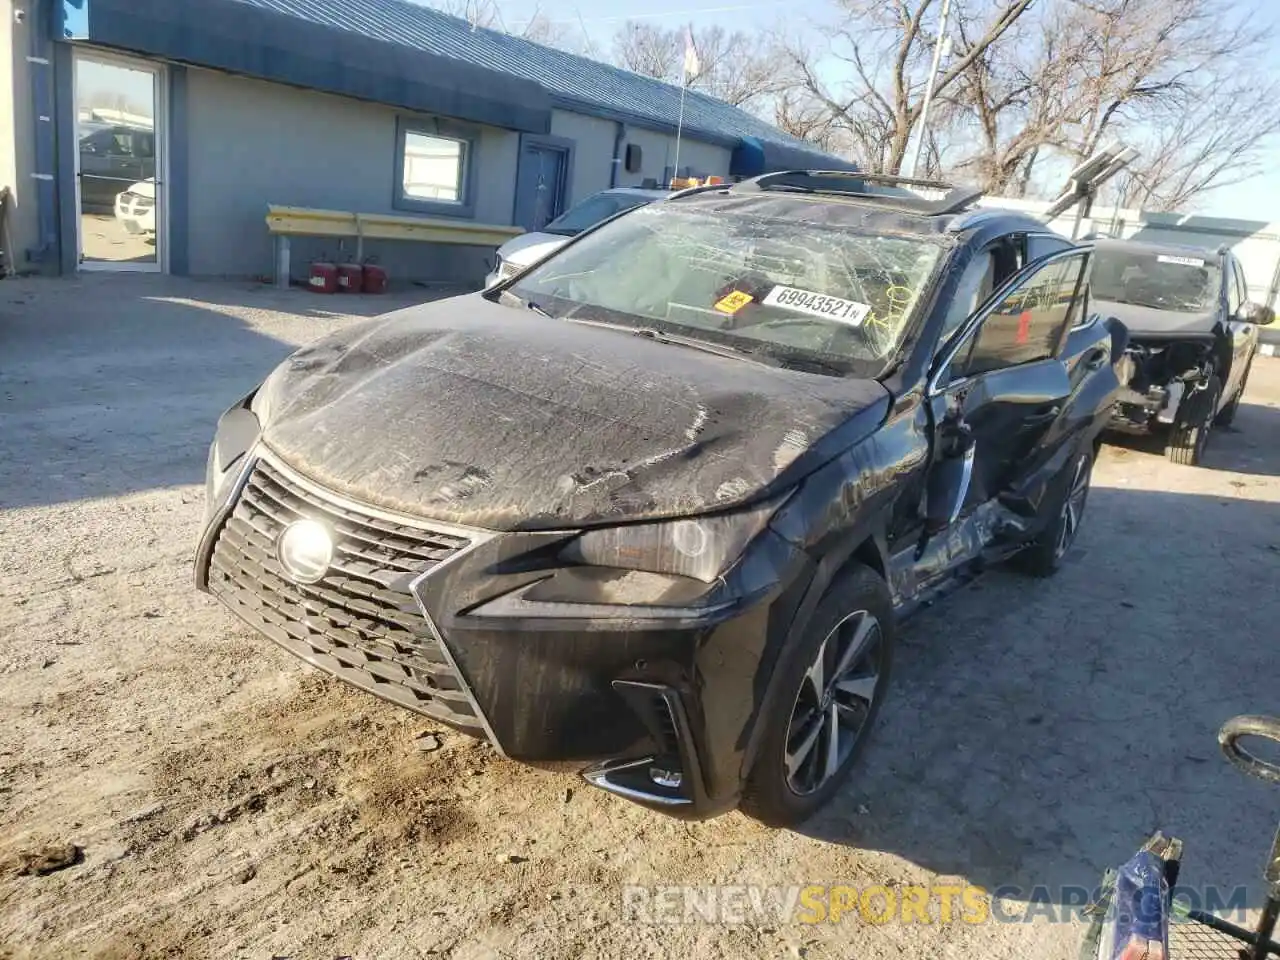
[277,519,333,584]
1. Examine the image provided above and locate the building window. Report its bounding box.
[394,118,477,218]
[402,131,466,203]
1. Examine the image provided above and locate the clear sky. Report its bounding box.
[476,0,1280,221]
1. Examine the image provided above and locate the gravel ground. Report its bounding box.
[1,274,1278,960]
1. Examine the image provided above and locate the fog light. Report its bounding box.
[649,767,682,789]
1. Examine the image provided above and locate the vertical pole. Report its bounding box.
[276,234,290,290]
[673,82,687,185]
[906,0,952,180]
[1072,190,1094,240]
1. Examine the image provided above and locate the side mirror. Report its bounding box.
[1240,301,1275,326]
[1103,315,1130,364]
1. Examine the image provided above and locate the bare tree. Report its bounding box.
[774,0,1035,174]
[429,0,573,48]
[612,22,683,81]
[1057,0,1280,210]
[923,0,1280,210]
[936,1,1082,193]
[610,22,782,108]
[773,88,842,150]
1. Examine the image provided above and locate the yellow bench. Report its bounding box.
[265,205,523,289]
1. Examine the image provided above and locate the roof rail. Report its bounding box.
[731,170,983,215]
[667,182,733,200]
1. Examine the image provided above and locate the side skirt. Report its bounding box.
[888,498,1032,618]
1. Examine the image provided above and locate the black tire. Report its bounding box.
[1167,376,1221,465]
[1014,447,1093,578]
[1215,359,1251,427]
[741,564,894,828]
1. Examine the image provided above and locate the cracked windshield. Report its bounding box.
[1090,250,1222,312]
[509,203,943,373]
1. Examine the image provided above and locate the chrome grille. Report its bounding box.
[206,455,481,730]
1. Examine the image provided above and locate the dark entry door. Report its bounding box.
[515,142,569,232]
[929,250,1091,512]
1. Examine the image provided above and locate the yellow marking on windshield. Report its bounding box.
[714,290,754,315]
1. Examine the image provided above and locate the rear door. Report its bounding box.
[929,248,1092,512]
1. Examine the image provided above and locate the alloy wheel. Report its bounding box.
[784,610,883,796]
[1054,453,1092,559]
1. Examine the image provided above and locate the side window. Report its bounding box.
[1233,259,1249,309]
[1027,234,1074,261]
[1226,258,1243,314]
[951,252,1089,379]
[110,132,135,157]
[938,236,1027,343]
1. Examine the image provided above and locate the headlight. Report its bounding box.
[560,497,785,583]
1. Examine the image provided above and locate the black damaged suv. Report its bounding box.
[1092,239,1274,464]
[196,173,1126,826]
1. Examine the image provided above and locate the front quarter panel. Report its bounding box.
[731,391,931,787]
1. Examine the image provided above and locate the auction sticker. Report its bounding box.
[1157,254,1205,267]
[762,286,871,325]
[714,290,754,314]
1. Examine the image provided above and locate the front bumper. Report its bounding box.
[114,191,156,234]
[1107,381,1184,433]
[196,443,798,819]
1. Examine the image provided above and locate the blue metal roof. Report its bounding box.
[230,0,843,161]
[76,0,555,133]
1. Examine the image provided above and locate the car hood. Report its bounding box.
[1093,299,1219,339]
[496,231,569,267]
[258,295,891,531]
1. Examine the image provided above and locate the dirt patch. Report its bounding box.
[6,844,83,877]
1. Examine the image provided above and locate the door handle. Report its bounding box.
[1023,405,1061,426]
[1084,347,1109,371]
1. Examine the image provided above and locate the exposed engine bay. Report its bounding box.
[1112,336,1219,431]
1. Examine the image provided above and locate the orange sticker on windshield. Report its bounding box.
[714,290,754,315]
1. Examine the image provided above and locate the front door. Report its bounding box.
[74,51,165,271]
[514,142,568,232]
[1224,257,1258,402]
[929,250,1092,514]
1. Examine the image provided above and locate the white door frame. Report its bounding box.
[72,48,168,273]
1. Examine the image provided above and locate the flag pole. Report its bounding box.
[673,80,687,183]
[674,23,696,185]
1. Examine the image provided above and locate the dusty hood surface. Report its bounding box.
[1094,299,1219,339]
[259,295,890,530]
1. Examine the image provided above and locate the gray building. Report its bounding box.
[1,0,852,284]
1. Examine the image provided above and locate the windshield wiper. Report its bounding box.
[497,289,552,318]
[564,317,782,367]
[778,355,852,376]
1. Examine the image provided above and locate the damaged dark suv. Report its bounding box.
[1094,239,1274,464]
[195,172,1126,826]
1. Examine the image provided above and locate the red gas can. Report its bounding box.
[308,261,338,293]
[336,263,364,293]
[362,262,389,294]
